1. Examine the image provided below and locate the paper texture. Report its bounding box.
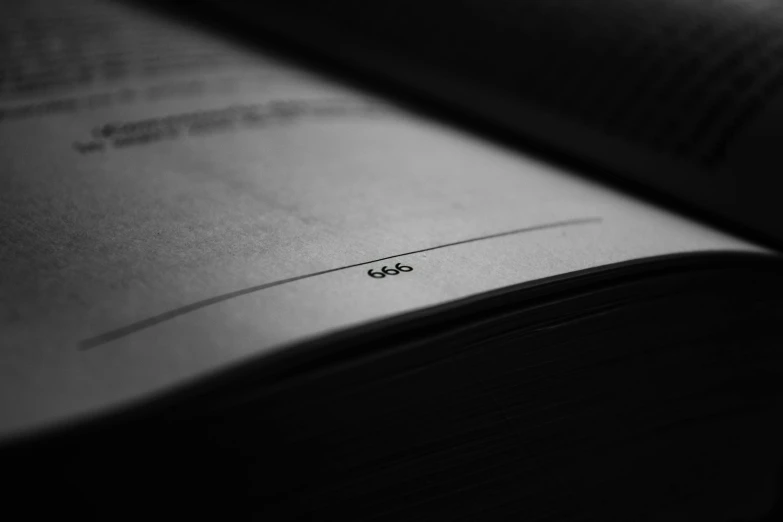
[0,0,770,439]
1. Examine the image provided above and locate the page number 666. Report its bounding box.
[367,262,413,279]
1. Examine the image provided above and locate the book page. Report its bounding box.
[0,0,771,440]
[208,0,783,245]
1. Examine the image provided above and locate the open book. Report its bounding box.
[2,0,783,520]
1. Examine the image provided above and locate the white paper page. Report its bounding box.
[0,0,772,440]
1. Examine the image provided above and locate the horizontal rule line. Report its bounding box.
[78,217,602,350]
